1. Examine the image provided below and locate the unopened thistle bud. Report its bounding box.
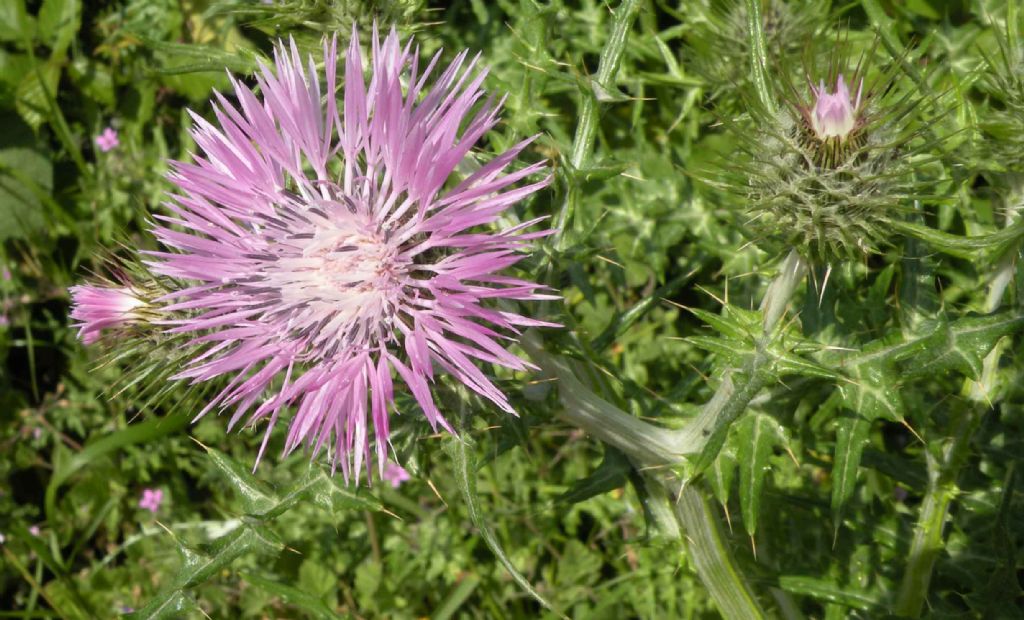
[69,285,148,344]
[713,43,947,263]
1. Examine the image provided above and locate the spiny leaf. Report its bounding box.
[736,414,780,537]
[707,446,737,509]
[831,415,872,520]
[837,360,905,423]
[200,444,278,516]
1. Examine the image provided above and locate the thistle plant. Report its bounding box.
[69,27,553,482]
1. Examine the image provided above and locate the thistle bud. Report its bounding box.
[69,285,148,344]
[712,44,946,264]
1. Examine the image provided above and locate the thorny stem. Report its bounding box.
[894,208,1019,617]
[522,251,807,619]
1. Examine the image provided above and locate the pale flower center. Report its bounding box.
[262,208,409,352]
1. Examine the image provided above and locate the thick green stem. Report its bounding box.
[672,483,768,620]
[893,409,983,617]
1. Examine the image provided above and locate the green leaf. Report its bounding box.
[242,570,340,620]
[201,445,277,515]
[0,0,32,43]
[557,445,630,504]
[837,359,905,422]
[778,575,878,610]
[37,0,80,56]
[830,415,871,519]
[445,435,563,618]
[707,446,736,508]
[0,113,51,240]
[736,414,776,537]
[14,59,59,131]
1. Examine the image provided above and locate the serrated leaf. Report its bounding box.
[736,414,776,537]
[202,445,277,515]
[831,415,871,518]
[558,445,630,504]
[178,525,281,588]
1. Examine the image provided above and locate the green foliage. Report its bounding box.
[3,0,1024,618]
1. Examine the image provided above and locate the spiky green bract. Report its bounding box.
[712,40,950,264]
[681,0,829,106]
[978,7,1024,179]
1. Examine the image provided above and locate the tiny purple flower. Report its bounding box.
[382,461,411,488]
[0,314,7,328]
[69,285,147,344]
[139,488,164,513]
[2,267,10,281]
[95,127,120,152]
[143,26,555,482]
[28,525,40,536]
[809,75,862,140]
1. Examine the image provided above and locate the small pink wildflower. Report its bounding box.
[0,314,7,328]
[138,488,164,513]
[382,461,411,488]
[69,285,147,344]
[809,74,862,140]
[2,267,10,281]
[96,127,120,152]
[28,525,40,536]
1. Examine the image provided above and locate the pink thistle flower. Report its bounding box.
[382,461,411,488]
[809,74,862,140]
[146,27,554,482]
[96,127,120,152]
[138,488,164,513]
[69,285,147,344]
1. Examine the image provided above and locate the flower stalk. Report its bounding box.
[524,250,806,619]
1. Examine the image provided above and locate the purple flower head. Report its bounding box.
[96,127,120,152]
[147,27,554,482]
[382,461,411,488]
[139,488,164,513]
[69,285,147,344]
[809,74,862,140]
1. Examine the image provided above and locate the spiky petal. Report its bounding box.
[145,27,554,482]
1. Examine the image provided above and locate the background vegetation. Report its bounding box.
[1,0,1022,618]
